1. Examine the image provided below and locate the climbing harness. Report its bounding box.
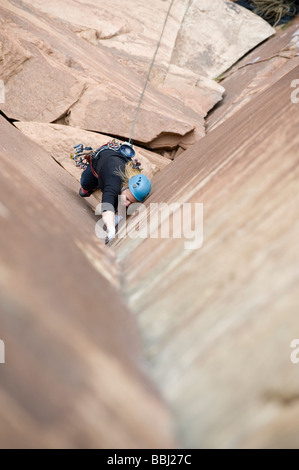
[70,139,141,171]
[71,139,121,171]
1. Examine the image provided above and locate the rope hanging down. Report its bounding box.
[128,0,175,144]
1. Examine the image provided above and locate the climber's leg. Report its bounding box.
[79,164,98,197]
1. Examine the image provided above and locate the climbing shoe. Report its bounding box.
[79,187,92,197]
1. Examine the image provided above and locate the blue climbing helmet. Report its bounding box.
[129,174,152,202]
[120,141,135,159]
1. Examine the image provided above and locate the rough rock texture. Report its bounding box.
[0,16,86,123]
[0,115,176,448]
[207,21,299,131]
[112,65,299,448]
[0,0,276,149]
[14,122,171,202]
[19,0,188,84]
[1,0,298,450]
[170,0,275,79]
[0,0,204,148]
[21,0,275,82]
[163,66,225,117]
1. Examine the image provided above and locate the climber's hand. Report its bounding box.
[132,158,142,170]
[105,226,116,244]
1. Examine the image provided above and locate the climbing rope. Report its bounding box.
[128,0,175,144]
[71,0,175,166]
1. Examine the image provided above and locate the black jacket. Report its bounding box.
[93,148,131,212]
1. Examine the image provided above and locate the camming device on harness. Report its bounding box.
[70,139,139,173]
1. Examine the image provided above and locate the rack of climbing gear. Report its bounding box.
[70,144,95,170]
[131,159,142,171]
[70,139,142,171]
[95,138,121,154]
[70,139,121,170]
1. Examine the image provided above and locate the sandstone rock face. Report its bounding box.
[14,122,170,183]
[207,20,299,131]
[171,0,275,79]
[0,115,176,448]
[0,16,86,123]
[163,65,226,117]
[0,0,204,148]
[19,0,186,83]
[66,81,203,147]
[21,0,275,82]
[1,0,297,451]
[0,0,275,150]
[113,65,299,448]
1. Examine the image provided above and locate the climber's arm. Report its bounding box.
[102,210,116,244]
[101,174,123,243]
[102,210,115,229]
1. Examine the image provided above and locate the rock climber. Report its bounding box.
[78,140,152,244]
